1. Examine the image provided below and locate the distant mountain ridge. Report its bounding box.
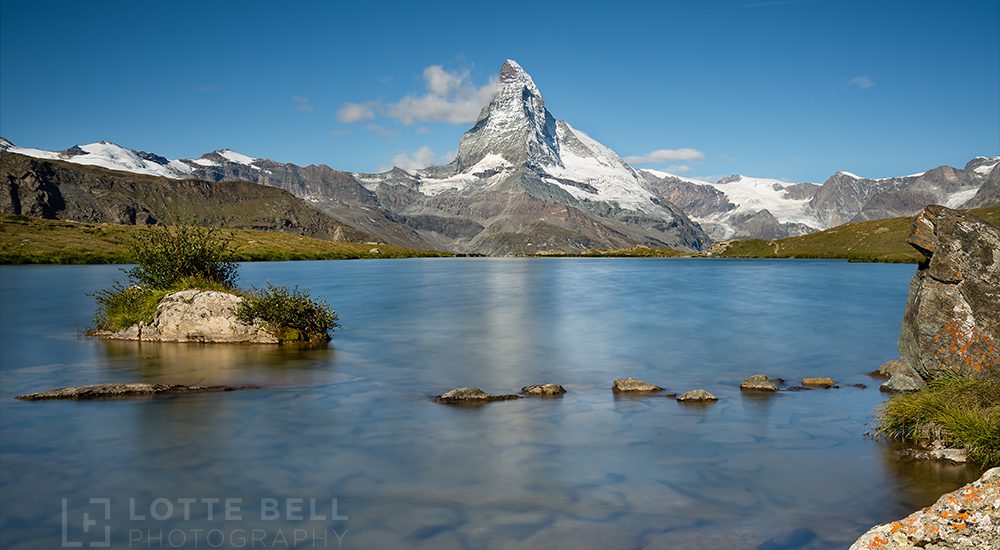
[2,60,997,249]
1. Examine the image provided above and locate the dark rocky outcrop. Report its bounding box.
[849,467,999,550]
[0,152,370,242]
[898,206,1000,378]
[17,383,259,400]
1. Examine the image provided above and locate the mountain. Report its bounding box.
[0,152,371,243]
[3,60,996,248]
[640,157,998,240]
[352,60,709,254]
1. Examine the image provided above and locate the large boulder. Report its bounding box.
[849,468,999,550]
[97,289,279,344]
[899,206,1000,378]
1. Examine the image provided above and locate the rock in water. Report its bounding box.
[520,384,567,397]
[435,387,520,404]
[676,389,718,402]
[801,377,836,387]
[612,378,664,393]
[849,467,1000,550]
[870,359,911,378]
[16,383,259,400]
[740,374,779,392]
[880,372,928,393]
[95,289,279,344]
[899,205,1000,378]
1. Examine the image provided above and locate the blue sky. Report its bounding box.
[1,0,997,182]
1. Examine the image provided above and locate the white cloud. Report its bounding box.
[365,124,399,138]
[388,146,436,171]
[337,101,377,123]
[292,96,314,112]
[666,164,692,173]
[847,75,874,90]
[624,148,704,164]
[385,65,497,125]
[381,146,456,172]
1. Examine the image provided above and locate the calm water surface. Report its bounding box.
[0,259,983,549]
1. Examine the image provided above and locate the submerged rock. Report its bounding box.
[899,205,1000,378]
[850,467,999,550]
[16,383,259,401]
[520,384,567,397]
[676,389,717,402]
[900,444,968,464]
[612,378,663,393]
[740,374,779,392]
[94,290,280,344]
[435,387,520,404]
[801,377,836,387]
[880,372,927,393]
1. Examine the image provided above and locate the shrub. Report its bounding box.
[872,372,1000,466]
[127,224,238,290]
[236,284,338,342]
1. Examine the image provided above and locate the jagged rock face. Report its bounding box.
[899,205,1000,377]
[455,60,560,171]
[962,163,1000,208]
[810,172,910,227]
[99,290,279,344]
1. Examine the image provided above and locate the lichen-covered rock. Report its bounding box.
[740,374,779,392]
[880,372,928,393]
[520,384,567,396]
[899,206,1000,378]
[612,378,663,393]
[97,290,278,344]
[849,467,999,550]
[676,389,717,402]
[435,387,520,404]
[16,383,259,400]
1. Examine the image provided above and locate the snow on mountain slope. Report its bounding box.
[704,175,820,229]
[3,140,194,178]
[542,122,659,213]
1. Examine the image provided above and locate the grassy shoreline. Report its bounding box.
[0,216,452,264]
[4,206,998,265]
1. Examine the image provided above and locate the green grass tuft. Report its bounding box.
[872,372,1000,466]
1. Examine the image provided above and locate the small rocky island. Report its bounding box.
[88,224,338,344]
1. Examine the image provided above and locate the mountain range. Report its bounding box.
[2,60,997,253]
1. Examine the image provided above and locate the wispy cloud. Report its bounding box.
[292,96,315,112]
[197,84,220,93]
[624,148,704,165]
[365,124,399,138]
[328,129,350,137]
[381,146,455,172]
[666,164,692,173]
[847,75,875,90]
[415,127,431,135]
[340,64,497,126]
[337,101,377,123]
[386,146,436,172]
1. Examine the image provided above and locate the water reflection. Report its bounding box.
[0,260,987,549]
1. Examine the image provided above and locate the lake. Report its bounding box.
[0,259,983,549]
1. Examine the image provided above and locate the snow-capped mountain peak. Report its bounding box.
[455,59,560,171]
